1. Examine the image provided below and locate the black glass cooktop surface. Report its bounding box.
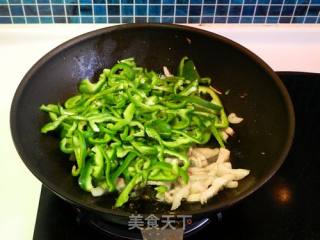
[33,72,320,240]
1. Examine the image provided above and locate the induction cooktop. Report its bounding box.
[33,72,320,240]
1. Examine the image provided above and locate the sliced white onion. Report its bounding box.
[190,181,207,194]
[206,162,217,171]
[216,165,250,180]
[164,192,173,203]
[216,148,230,163]
[230,169,250,180]
[228,113,244,124]
[155,146,250,210]
[171,186,190,210]
[188,167,208,175]
[163,66,173,77]
[220,130,229,141]
[91,187,106,197]
[147,181,167,186]
[189,174,209,181]
[187,193,201,202]
[223,162,232,169]
[116,178,126,191]
[226,181,238,188]
[195,148,219,162]
[225,127,235,136]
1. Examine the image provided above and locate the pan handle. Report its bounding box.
[141,228,184,240]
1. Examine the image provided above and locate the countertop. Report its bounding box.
[0,24,319,240]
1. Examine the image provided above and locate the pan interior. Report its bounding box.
[11,25,294,222]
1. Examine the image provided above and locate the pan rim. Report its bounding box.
[10,23,295,219]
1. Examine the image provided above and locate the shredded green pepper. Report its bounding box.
[40,57,230,208]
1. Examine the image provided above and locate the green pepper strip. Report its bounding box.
[155,185,168,193]
[123,103,135,121]
[89,120,100,132]
[178,80,199,96]
[171,129,201,144]
[107,119,129,131]
[150,161,174,171]
[145,127,163,143]
[78,160,94,192]
[91,145,105,179]
[178,56,200,81]
[110,62,135,81]
[60,138,74,154]
[173,79,184,94]
[120,126,129,141]
[40,104,60,114]
[83,85,125,108]
[126,89,164,112]
[148,172,177,182]
[48,112,58,121]
[148,161,188,182]
[110,152,137,185]
[211,121,225,148]
[66,122,77,137]
[162,137,194,148]
[88,133,111,144]
[164,149,190,170]
[64,95,84,109]
[79,69,109,94]
[102,147,115,191]
[41,115,68,133]
[148,119,172,138]
[131,141,158,155]
[169,109,191,130]
[71,130,87,176]
[115,174,142,208]
[146,125,195,148]
[174,95,222,112]
[134,158,145,172]
[116,145,133,158]
[199,86,229,128]
[179,168,189,184]
[163,100,187,109]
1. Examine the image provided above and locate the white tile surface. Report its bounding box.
[0,24,319,240]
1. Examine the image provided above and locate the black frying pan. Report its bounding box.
[10,24,294,225]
